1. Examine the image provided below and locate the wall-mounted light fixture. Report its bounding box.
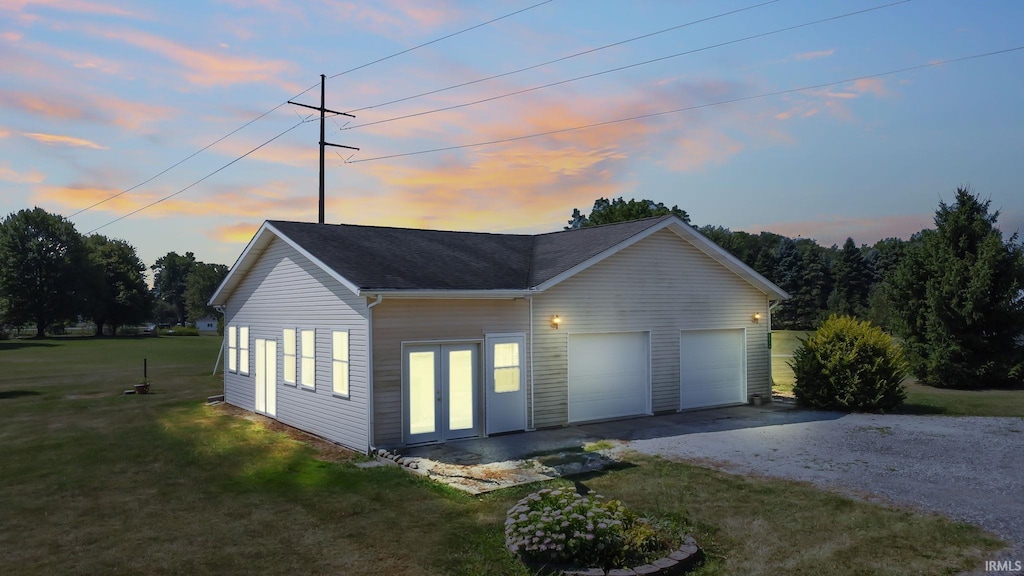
[752,312,761,324]
[551,315,562,329]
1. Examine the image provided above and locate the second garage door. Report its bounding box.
[568,332,649,423]
[680,329,745,410]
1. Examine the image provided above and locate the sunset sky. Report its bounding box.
[2,0,1022,269]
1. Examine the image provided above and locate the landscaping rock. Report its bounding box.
[562,568,605,576]
[651,558,678,570]
[633,564,659,575]
[607,569,637,576]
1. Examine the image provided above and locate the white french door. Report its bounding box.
[404,344,479,444]
[254,339,277,417]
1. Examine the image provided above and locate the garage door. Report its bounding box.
[568,332,649,423]
[680,329,745,410]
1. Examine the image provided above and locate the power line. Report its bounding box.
[341,0,910,132]
[342,0,781,115]
[68,88,318,219]
[327,0,556,79]
[85,120,306,234]
[346,46,1024,164]
[71,1,551,221]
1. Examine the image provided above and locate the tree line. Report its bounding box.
[568,189,1024,388]
[0,208,228,337]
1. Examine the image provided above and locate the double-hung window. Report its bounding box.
[227,326,237,373]
[300,329,315,388]
[332,331,349,397]
[283,328,296,385]
[238,326,249,375]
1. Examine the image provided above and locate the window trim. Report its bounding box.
[332,330,350,398]
[283,328,297,386]
[300,329,315,389]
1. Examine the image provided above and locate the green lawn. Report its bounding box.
[0,336,1005,575]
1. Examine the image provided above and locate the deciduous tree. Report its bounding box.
[0,208,87,337]
[566,197,689,229]
[151,251,196,325]
[185,262,228,325]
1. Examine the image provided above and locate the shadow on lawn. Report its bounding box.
[0,390,42,400]
[0,340,59,351]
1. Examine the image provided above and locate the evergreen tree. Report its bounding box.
[828,238,872,317]
[886,187,1024,388]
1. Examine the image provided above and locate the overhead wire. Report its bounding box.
[71,0,556,222]
[339,0,911,132]
[327,0,556,79]
[341,0,781,115]
[345,46,1024,163]
[85,120,307,235]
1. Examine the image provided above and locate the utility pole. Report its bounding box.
[288,74,359,224]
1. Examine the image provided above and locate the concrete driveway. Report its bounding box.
[619,410,1024,564]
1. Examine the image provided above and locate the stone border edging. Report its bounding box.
[516,535,703,576]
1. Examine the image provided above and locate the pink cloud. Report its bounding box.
[662,129,743,173]
[0,163,45,184]
[23,131,107,149]
[0,0,133,17]
[794,49,835,61]
[95,28,296,89]
[0,89,176,130]
[743,213,933,246]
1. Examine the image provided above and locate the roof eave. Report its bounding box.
[361,289,530,299]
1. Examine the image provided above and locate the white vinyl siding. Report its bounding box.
[228,326,237,373]
[238,326,249,375]
[300,329,315,389]
[283,328,296,385]
[532,228,770,428]
[220,237,369,453]
[333,331,349,397]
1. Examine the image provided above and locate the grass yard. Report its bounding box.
[0,336,1006,575]
[771,330,1024,417]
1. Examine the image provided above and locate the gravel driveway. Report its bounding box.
[620,411,1024,564]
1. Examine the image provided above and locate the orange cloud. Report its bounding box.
[0,126,9,138]
[23,132,108,149]
[32,180,317,222]
[208,221,261,243]
[0,163,45,184]
[96,28,295,89]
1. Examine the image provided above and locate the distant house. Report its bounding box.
[194,317,218,333]
[209,216,788,453]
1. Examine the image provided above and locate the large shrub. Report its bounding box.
[792,315,907,412]
[504,488,671,570]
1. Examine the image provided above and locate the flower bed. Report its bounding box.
[505,488,702,575]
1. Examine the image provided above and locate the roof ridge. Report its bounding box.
[525,235,538,288]
[269,219,533,238]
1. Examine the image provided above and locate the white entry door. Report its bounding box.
[680,329,745,410]
[568,332,649,423]
[254,339,277,417]
[485,334,527,435]
[404,344,479,444]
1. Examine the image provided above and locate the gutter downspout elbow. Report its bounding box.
[366,295,383,455]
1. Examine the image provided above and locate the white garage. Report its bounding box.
[680,329,746,410]
[568,332,650,423]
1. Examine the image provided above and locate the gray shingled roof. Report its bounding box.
[267,216,671,291]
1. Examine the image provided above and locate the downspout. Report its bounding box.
[365,294,383,454]
[213,305,227,378]
[528,294,535,431]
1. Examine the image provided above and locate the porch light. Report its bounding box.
[551,315,561,329]
[752,312,761,324]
